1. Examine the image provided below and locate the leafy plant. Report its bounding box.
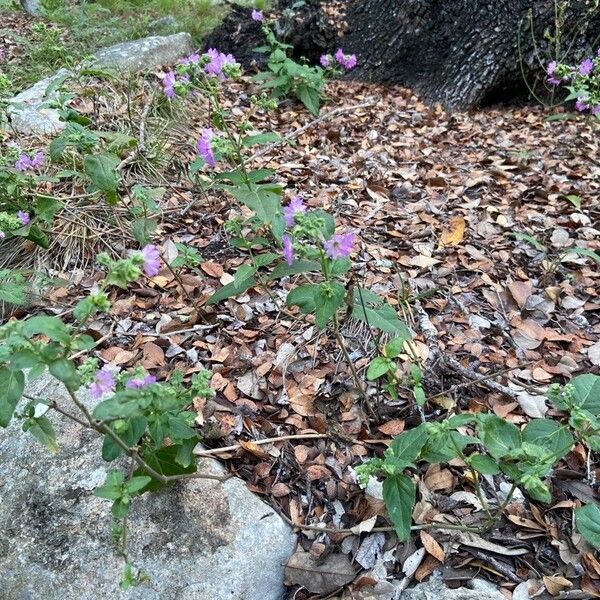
[357,373,600,547]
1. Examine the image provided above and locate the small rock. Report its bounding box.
[19,0,41,16]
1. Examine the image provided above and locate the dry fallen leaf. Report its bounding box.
[439,216,466,247]
[284,551,355,595]
[420,530,445,562]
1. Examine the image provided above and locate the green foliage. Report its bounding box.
[253,22,326,114]
[358,376,600,546]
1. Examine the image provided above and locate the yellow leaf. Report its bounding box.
[440,216,466,247]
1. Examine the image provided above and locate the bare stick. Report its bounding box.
[193,433,327,456]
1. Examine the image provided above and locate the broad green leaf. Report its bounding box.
[385,337,406,359]
[296,84,321,116]
[132,218,157,246]
[24,315,71,344]
[241,132,280,147]
[522,419,573,459]
[207,273,256,305]
[0,367,25,427]
[125,476,152,494]
[102,416,147,461]
[94,470,125,500]
[226,182,284,233]
[477,414,521,459]
[84,153,120,205]
[352,288,412,338]
[23,416,59,453]
[468,453,500,475]
[413,385,426,406]
[576,503,600,548]
[571,374,600,414]
[314,282,346,329]
[27,224,50,249]
[49,358,80,390]
[268,260,320,281]
[251,252,278,268]
[329,258,352,276]
[389,424,428,463]
[134,446,197,492]
[35,196,62,224]
[383,474,415,541]
[287,284,319,314]
[367,357,393,381]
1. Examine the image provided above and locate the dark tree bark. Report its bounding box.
[205,0,600,109]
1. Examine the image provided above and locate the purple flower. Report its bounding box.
[324,231,356,259]
[320,54,331,68]
[197,128,216,168]
[283,195,307,227]
[547,61,557,76]
[162,70,177,99]
[575,98,589,112]
[579,58,594,76]
[126,374,157,389]
[282,234,294,265]
[334,48,357,70]
[180,52,200,65]
[14,151,44,172]
[592,105,600,115]
[547,76,561,86]
[141,244,161,277]
[251,9,264,21]
[89,365,117,399]
[17,211,30,226]
[204,48,236,79]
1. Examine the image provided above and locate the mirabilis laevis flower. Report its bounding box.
[141,244,161,277]
[324,231,356,260]
[89,364,118,399]
[197,128,217,168]
[283,195,307,227]
[282,234,294,265]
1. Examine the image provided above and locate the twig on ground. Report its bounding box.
[193,433,327,456]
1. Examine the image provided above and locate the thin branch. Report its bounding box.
[194,433,328,456]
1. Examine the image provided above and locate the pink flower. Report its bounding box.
[141,244,161,277]
[204,48,236,79]
[14,151,44,172]
[180,52,200,65]
[283,195,306,227]
[547,61,557,76]
[17,211,30,226]
[197,128,216,168]
[251,9,264,21]
[126,374,157,389]
[579,58,594,76]
[31,151,45,169]
[320,54,331,68]
[162,71,177,99]
[334,48,357,70]
[89,365,118,399]
[575,98,589,112]
[324,231,356,259]
[282,234,294,265]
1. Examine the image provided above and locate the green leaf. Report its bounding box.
[522,419,573,459]
[0,366,25,427]
[125,476,152,495]
[84,153,120,205]
[385,338,406,359]
[134,446,197,492]
[24,315,71,344]
[367,357,393,381]
[562,246,600,264]
[571,374,600,414]
[413,385,426,407]
[389,424,428,464]
[314,282,345,329]
[241,132,280,147]
[477,414,521,459]
[94,470,125,500]
[132,218,157,246]
[35,196,62,224]
[49,358,80,390]
[225,182,284,233]
[268,260,320,281]
[329,258,352,276]
[576,503,600,548]
[287,284,319,314]
[511,232,546,252]
[23,416,59,453]
[352,288,412,338]
[27,224,50,249]
[296,84,321,116]
[468,453,500,475]
[207,273,257,305]
[562,194,581,210]
[383,474,415,541]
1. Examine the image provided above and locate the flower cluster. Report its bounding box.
[547,50,600,114]
[320,48,358,71]
[89,364,156,399]
[280,196,356,265]
[161,49,241,100]
[14,151,45,172]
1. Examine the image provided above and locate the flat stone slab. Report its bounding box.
[0,373,295,600]
[7,33,194,136]
[402,575,505,600]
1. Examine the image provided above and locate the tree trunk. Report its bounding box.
[342,0,600,109]
[205,0,600,109]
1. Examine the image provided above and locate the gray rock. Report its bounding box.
[7,69,71,136]
[91,32,194,72]
[401,575,505,600]
[0,373,295,600]
[7,33,194,136]
[19,0,41,16]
